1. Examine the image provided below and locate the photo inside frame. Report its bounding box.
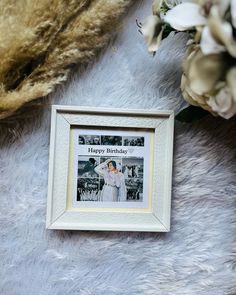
[69,127,154,209]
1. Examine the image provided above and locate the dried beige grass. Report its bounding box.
[0,0,132,119]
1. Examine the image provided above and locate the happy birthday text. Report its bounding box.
[87,147,128,155]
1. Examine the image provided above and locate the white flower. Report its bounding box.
[181,45,236,119]
[142,0,236,118]
[163,0,236,56]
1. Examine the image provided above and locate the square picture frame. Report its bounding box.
[46,105,174,232]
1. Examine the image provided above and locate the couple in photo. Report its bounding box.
[95,159,127,202]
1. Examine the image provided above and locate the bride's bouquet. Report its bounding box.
[140,0,236,120]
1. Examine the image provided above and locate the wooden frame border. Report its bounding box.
[46,105,174,232]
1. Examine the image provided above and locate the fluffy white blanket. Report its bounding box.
[0,2,235,294]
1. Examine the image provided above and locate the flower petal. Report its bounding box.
[184,48,228,96]
[231,0,236,28]
[152,0,164,15]
[181,74,214,113]
[226,66,236,102]
[164,3,207,31]
[141,15,163,53]
[200,26,226,55]
[149,28,164,53]
[207,87,236,119]
[218,0,230,16]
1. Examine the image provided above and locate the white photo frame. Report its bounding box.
[46,105,174,232]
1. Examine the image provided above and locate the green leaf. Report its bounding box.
[162,23,175,39]
[175,105,210,123]
[160,2,171,14]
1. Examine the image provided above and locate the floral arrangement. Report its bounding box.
[139,0,236,120]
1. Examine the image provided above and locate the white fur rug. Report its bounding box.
[0,2,236,294]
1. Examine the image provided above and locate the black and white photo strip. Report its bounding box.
[79,135,144,146]
[77,156,144,202]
